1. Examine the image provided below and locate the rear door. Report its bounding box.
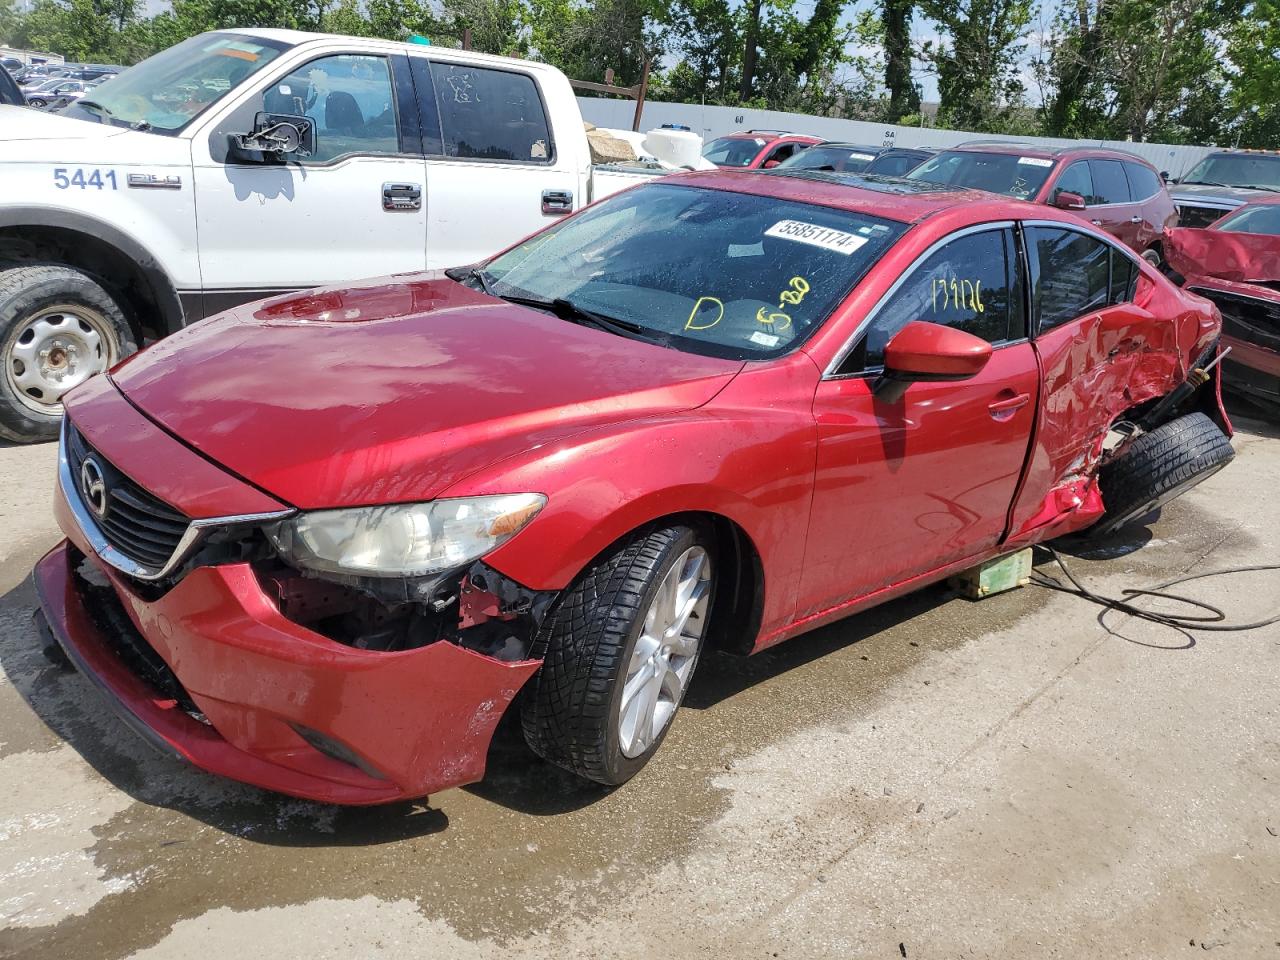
[412,57,578,269]
[1123,161,1174,251]
[1007,223,1162,537]
[1087,158,1140,248]
[798,224,1040,618]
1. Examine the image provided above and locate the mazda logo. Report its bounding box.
[79,457,108,519]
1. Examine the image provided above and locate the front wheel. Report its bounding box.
[27,98,46,108]
[0,264,137,443]
[521,524,716,786]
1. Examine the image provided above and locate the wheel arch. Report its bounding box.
[0,207,185,339]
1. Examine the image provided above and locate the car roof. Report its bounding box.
[943,141,1156,166]
[660,168,1025,225]
[809,142,883,152]
[716,130,822,144]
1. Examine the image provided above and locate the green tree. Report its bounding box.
[882,0,918,119]
[919,0,1032,130]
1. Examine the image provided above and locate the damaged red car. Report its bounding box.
[1165,197,1280,417]
[34,171,1233,805]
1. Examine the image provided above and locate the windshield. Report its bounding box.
[481,182,906,360]
[703,136,767,167]
[1215,203,1280,235]
[779,145,878,173]
[907,150,1056,200]
[1181,153,1280,191]
[61,33,290,134]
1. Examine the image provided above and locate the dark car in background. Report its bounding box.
[1169,150,1280,227]
[702,130,823,169]
[23,78,87,109]
[776,142,884,173]
[864,147,937,177]
[907,142,1177,263]
[0,65,23,107]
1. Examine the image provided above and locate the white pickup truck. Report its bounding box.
[0,29,665,442]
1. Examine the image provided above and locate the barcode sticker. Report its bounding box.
[765,220,869,255]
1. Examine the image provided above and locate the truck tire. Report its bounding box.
[521,523,716,786]
[0,265,137,443]
[1090,412,1234,537]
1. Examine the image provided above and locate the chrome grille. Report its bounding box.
[65,424,189,569]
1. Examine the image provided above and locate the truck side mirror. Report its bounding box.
[228,112,316,163]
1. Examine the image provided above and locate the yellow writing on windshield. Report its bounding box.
[931,277,984,313]
[686,296,724,330]
[755,276,810,331]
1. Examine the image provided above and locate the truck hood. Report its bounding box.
[1170,183,1272,208]
[0,106,190,164]
[110,276,743,509]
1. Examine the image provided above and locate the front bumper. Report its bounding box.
[36,532,540,805]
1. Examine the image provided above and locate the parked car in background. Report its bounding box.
[775,141,884,173]
[1,57,23,74]
[43,79,102,112]
[0,28,685,442]
[701,130,822,169]
[0,66,24,107]
[907,143,1177,263]
[25,78,86,109]
[863,147,937,177]
[1168,149,1280,227]
[35,170,1231,805]
[1165,197,1280,416]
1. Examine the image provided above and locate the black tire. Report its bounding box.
[1141,246,1162,267]
[521,523,716,786]
[1091,412,1234,537]
[27,98,45,108]
[0,264,137,444]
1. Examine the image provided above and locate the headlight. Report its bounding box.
[266,493,546,578]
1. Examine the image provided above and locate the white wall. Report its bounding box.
[579,97,1215,178]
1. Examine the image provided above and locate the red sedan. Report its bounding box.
[35,171,1232,804]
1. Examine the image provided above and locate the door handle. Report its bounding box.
[1129,215,1143,223]
[541,189,573,216]
[988,392,1031,420]
[382,182,421,211]
[1090,218,1103,226]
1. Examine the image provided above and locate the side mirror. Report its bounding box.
[762,159,782,169]
[228,111,316,163]
[1053,190,1086,211]
[874,321,993,403]
[1159,170,1170,182]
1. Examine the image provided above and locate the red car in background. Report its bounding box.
[1166,197,1280,416]
[907,143,1178,264]
[701,129,822,169]
[35,171,1231,805]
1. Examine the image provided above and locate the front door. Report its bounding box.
[192,51,427,313]
[798,225,1039,619]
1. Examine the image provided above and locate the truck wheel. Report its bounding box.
[1091,412,1234,537]
[521,523,716,786]
[0,265,137,443]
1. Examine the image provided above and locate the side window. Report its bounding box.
[1053,161,1094,204]
[1124,162,1162,201]
[768,143,798,165]
[430,63,552,163]
[1030,227,1111,331]
[237,54,401,164]
[1088,159,1131,205]
[846,229,1016,372]
[1109,246,1137,305]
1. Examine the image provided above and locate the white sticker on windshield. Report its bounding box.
[750,331,780,347]
[849,152,875,161]
[765,220,869,255]
[1018,156,1054,167]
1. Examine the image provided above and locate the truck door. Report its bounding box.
[408,57,579,269]
[797,225,1040,619]
[192,51,427,315]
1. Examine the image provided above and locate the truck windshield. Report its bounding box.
[1181,153,1280,191]
[907,150,1055,200]
[61,33,290,134]
[482,182,906,360]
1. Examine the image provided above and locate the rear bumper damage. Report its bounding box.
[34,531,543,805]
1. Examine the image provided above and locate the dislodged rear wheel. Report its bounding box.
[1091,412,1234,538]
[521,523,715,786]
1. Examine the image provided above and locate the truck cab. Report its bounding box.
[0,29,643,443]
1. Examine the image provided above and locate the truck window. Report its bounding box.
[1029,227,1111,331]
[843,228,1018,372]
[429,63,552,164]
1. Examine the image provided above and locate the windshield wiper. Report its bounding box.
[503,293,657,340]
[1242,184,1280,193]
[75,99,115,122]
[1180,179,1233,188]
[445,265,496,295]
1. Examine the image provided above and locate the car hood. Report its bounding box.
[1167,226,1280,284]
[110,276,744,509]
[1170,183,1272,207]
[0,104,123,139]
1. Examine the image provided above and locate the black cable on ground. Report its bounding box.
[1031,546,1280,633]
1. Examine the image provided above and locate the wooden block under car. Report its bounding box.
[948,548,1033,599]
